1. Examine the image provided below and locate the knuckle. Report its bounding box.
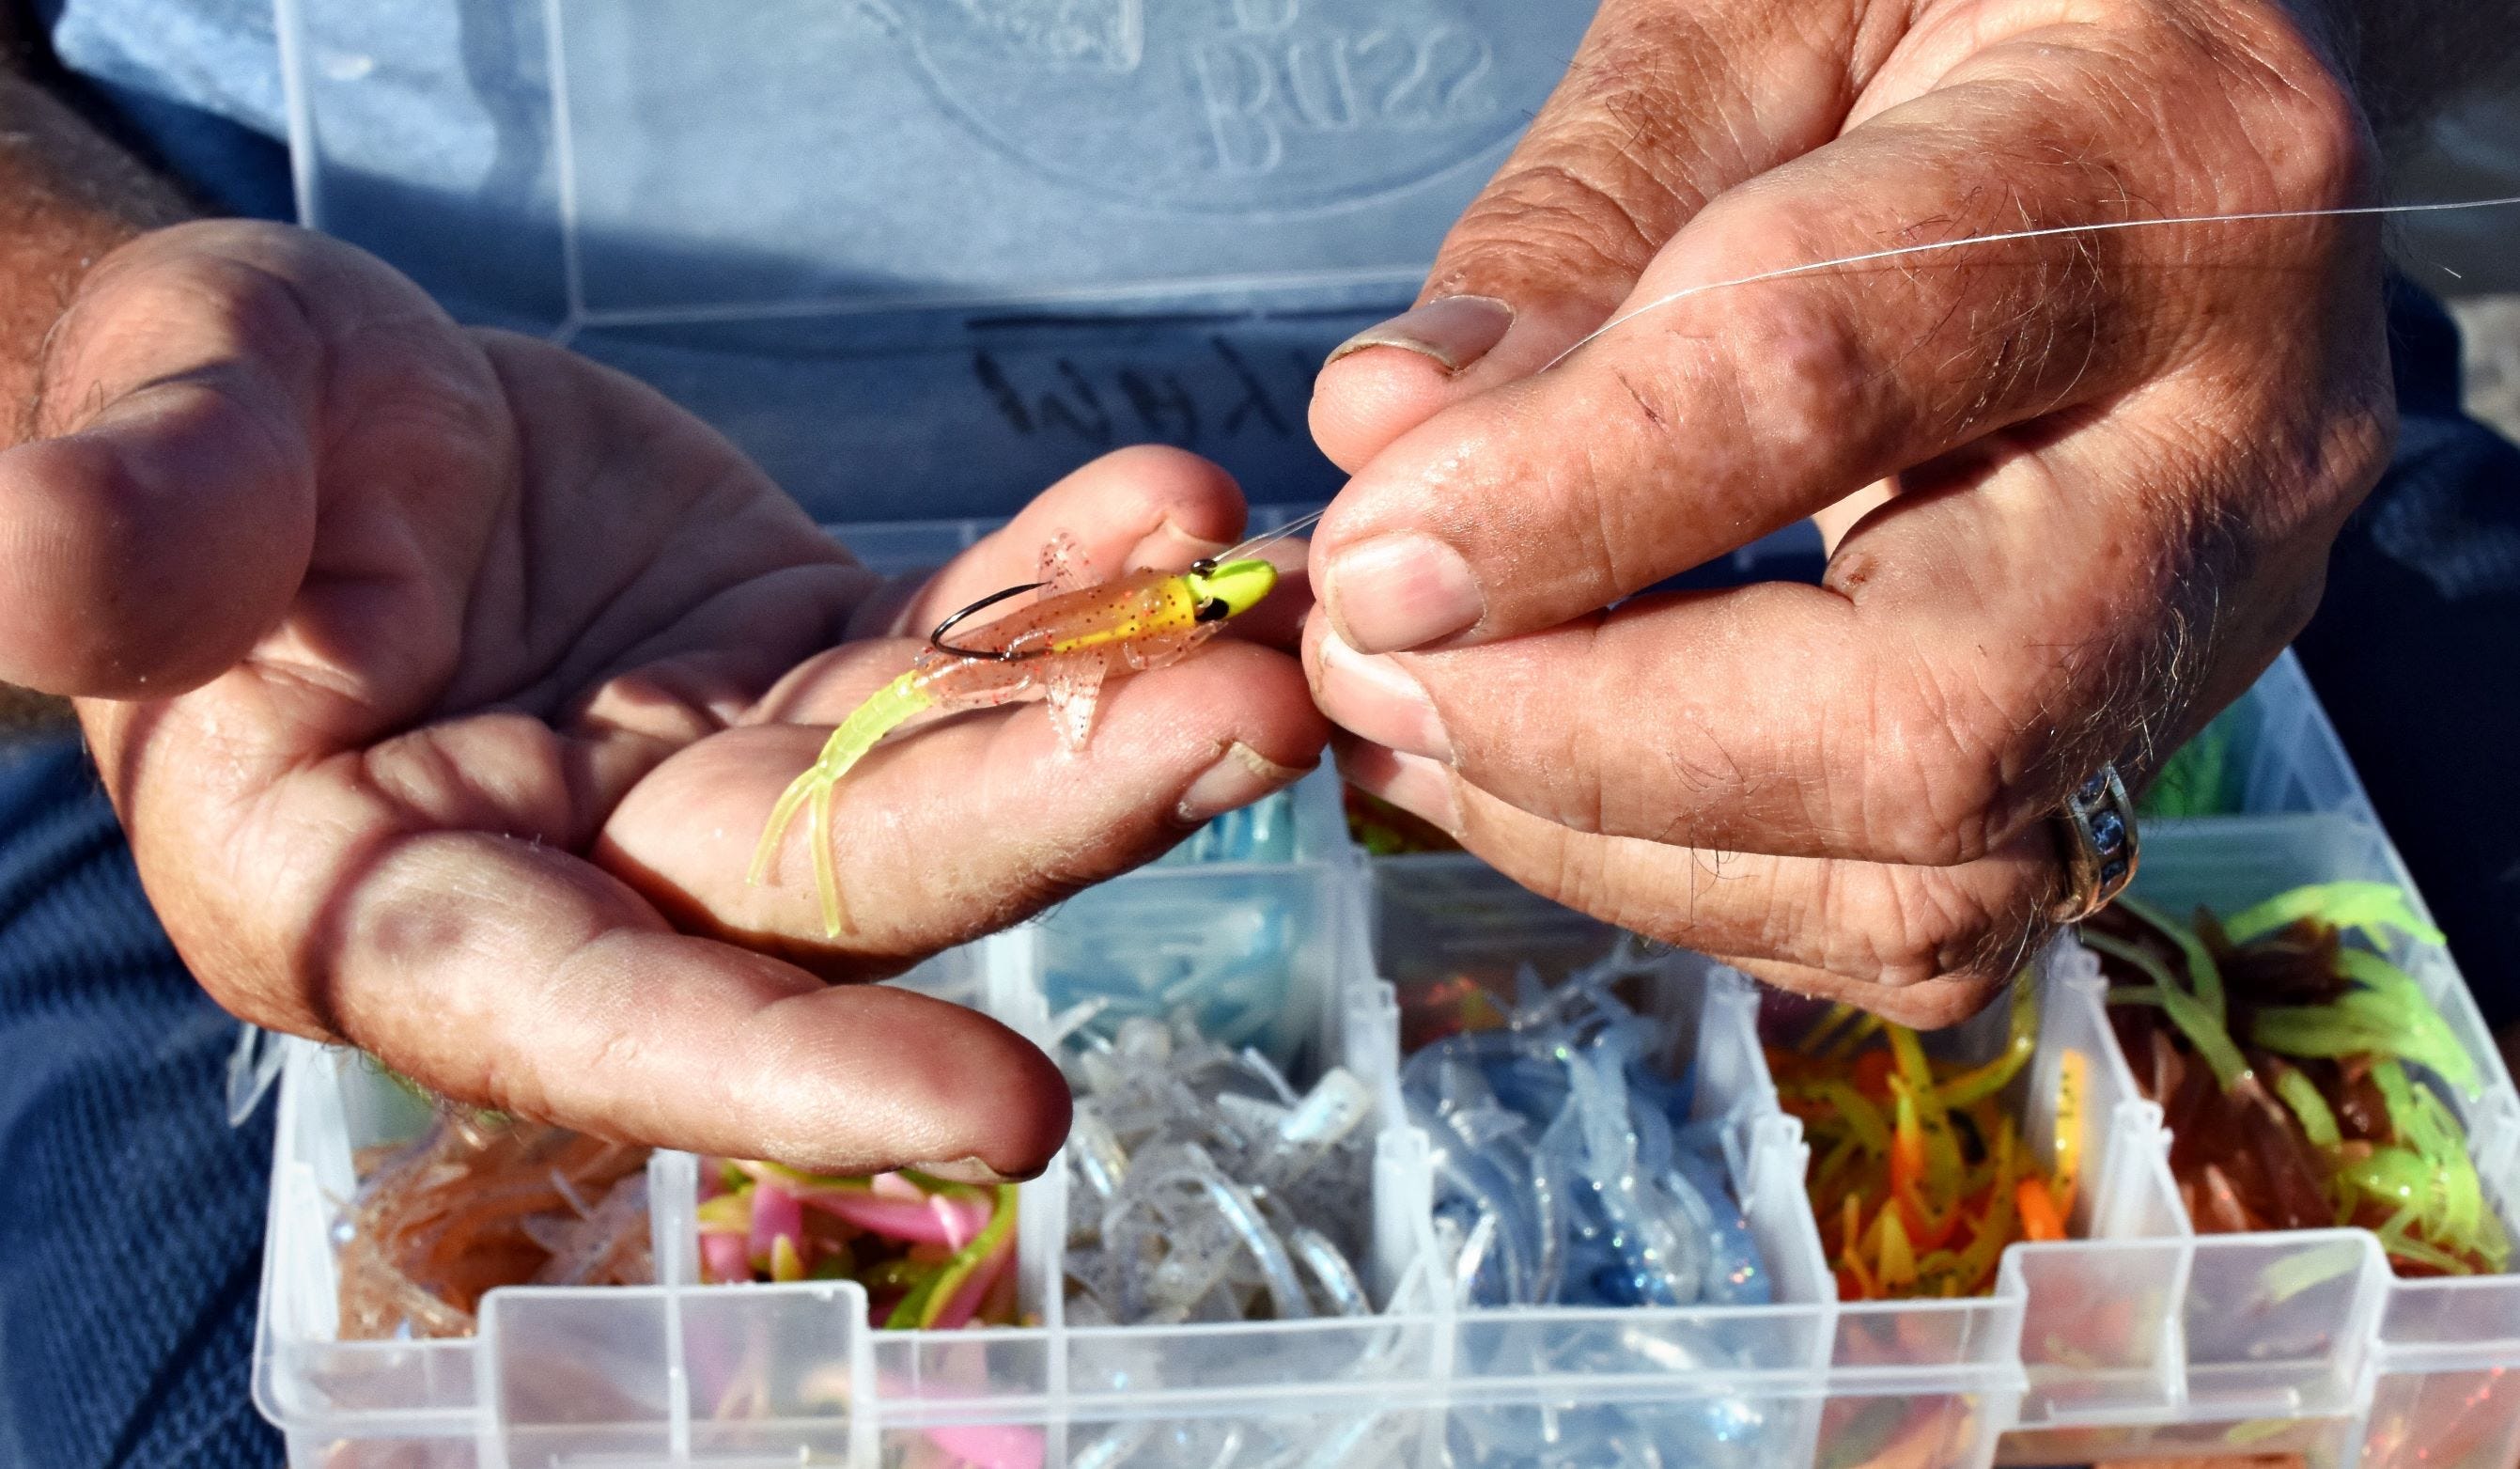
[1434,4,1730,305]
[1721,285,1874,484]
[2259,559,2330,649]
[2193,9,2372,211]
[1827,860,2041,992]
[1440,160,1666,303]
[2252,60,2369,211]
[2320,395,2397,505]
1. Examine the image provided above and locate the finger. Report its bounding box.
[607,638,1329,962]
[1718,953,2017,1032]
[869,445,1250,642]
[0,227,335,695]
[229,824,1073,1177]
[101,677,1077,1173]
[1337,738,2060,996]
[1311,370,2381,869]
[1309,0,1872,472]
[1310,31,2369,653]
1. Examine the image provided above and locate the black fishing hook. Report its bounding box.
[928,580,1049,660]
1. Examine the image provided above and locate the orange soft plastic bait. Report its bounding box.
[1773,979,2081,1300]
[336,1114,654,1339]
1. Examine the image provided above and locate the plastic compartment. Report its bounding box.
[870,867,1449,1469]
[257,760,2509,1465]
[1367,857,2198,1469]
[1033,766,1351,1071]
[1812,930,2183,1469]
[1371,854,1840,1469]
[1999,814,2520,1469]
[254,953,985,1467]
[255,820,1441,1469]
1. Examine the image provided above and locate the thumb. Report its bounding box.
[1308,0,1864,470]
[0,225,324,698]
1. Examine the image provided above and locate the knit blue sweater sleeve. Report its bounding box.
[0,735,279,1469]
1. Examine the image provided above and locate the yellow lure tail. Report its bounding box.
[748,671,935,937]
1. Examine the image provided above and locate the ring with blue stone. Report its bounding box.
[2048,763,2139,923]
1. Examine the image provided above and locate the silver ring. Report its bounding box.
[2049,764,2138,923]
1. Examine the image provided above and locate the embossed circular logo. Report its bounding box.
[870,0,1594,212]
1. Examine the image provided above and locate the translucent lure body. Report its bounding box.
[748,533,1280,936]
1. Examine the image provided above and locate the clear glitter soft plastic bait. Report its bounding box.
[1058,1008,1377,1325]
[1403,944,1780,1468]
[1037,792,1311,1061]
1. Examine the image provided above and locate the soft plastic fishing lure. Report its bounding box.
[336,1115,655,1339]
[1059,1009,1377,1326]
[699,1160,1022,1329]
[2089,883,2511,1275]
[1402,948,1772,1314]
[751,521,1306,937]
[1775,978,2078,1301]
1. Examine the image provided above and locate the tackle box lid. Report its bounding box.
[280,0,1602,518]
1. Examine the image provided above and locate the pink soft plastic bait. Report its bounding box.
[696,1160,1023,1330]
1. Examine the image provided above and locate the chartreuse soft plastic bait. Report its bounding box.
[749,524,1298,937]
[2091,882,2510,1275]
[1777,977,2078,1300]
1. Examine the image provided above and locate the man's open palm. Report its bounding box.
[0,222,1327,1177]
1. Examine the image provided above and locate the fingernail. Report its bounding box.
[909,1155,1018,1186]
[1326,295,1515,374]
[1177,740,1310,825]
[1313,630,1449,761]
[1324,533,1485,652]
[1338,742,1461,835]
[1141,516,1233,570]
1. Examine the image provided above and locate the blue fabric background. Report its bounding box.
[0,740,276,1469]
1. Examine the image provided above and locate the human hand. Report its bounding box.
[0,221,1326,1176]
[1306,0,2392,1025]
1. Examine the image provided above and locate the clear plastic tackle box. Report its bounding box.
[261,3,2514,1464]
[253,634,2520,1469]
